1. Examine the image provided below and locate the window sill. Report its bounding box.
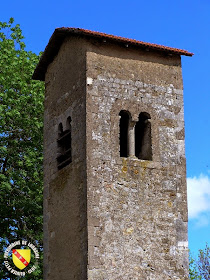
[117,156,162,170]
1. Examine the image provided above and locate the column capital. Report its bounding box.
[129,120,136,128]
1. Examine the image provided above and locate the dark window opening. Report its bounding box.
[135,112,152,160]
[119,110,130,157]
[57,117,72,170]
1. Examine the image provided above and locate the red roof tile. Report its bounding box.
[33,28,194,81]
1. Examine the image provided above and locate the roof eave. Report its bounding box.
[32,28,194,81]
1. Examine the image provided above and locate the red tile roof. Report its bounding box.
[33,28,194,81]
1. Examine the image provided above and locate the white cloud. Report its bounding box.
[187,175,210,225]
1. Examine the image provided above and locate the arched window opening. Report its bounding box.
[58,123,63,136]
[119,110,130,157]
[57,117,72,170]
[135,112,152,160]
[66,116,71,130]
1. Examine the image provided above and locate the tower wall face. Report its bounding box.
[43,37,189,280]
[86,43,188,279]
[43,38,88,280]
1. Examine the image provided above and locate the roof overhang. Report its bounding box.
[33,28,194,81]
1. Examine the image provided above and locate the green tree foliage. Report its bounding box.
[189,244,210,280]
[197,244,210,280]
[189,252,202,280]
[0,18,44,279]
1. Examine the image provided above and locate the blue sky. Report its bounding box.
[1,0,209,255]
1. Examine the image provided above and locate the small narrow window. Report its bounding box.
[119,110,130,157]
[135,112,152,160]
[57,117,72,170]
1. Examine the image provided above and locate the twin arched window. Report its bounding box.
[119,111,152,160]
[56,112,151,170]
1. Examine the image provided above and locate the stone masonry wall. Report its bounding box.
[86,42,188,280]
[43,36,189,280]
[43,37,88,280]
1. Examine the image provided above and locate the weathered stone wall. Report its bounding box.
[43,37,88,280]
[86,42,188,279]
[43,36,188,280]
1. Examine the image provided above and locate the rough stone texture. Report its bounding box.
[43,37,189,280]
[43,37,87,280]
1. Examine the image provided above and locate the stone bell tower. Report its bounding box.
[33,28,193,280]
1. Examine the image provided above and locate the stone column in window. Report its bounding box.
[128,121,136,157]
